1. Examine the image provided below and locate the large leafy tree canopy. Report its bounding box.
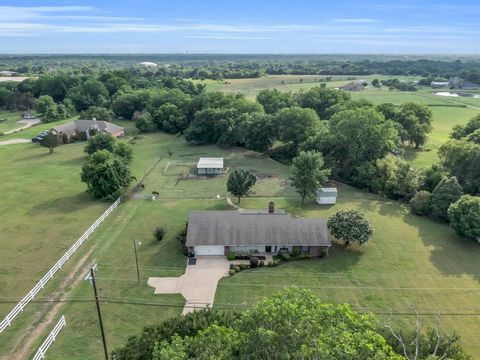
[80,149,135,199]
[152,288,402,360]
[328,108,400,178]
[327,209,374,245]
[448,195,480,241]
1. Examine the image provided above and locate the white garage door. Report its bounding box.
[194,245,225,256]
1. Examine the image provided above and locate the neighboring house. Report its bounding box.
[449,77,479,90]
[316,188,338,205]
[0,70,17,76]
[186,202,331,256]
[139,61,158,67]
[197,157,224,176]
[431,81,450,89]
[51,119,124,144]
[339,82,366,91]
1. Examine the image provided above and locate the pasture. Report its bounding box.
[10,132,475,358]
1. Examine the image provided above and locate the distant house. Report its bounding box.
[0,70,17,76]
[197,157,224,176]
[449,77,479,90]
[339,82,366,91]
[316,188,338,205]
[431,81,450,89]
[186,202,331,256]
[139,62,158,68]
[51,119,124,144]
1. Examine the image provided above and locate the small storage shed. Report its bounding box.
[197,157,224,176]
[316,188,338,205]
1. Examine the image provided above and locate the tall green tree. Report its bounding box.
[439,139,480,194]
[448,195,480,241]
[328,108,399,178]
[40,130,59,154]
[275,107,320,150]
[227,169,257,203]
[290,151,330,206]
[296,86,350,119]
[395,102,432,148]
[243,113,276,153]
[327,210,374,246]
[85,133,117,155]
[256,89,295,114]
[80,150,134,199]
[430,176,464,222]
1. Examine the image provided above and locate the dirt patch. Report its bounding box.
[0,139,30,145]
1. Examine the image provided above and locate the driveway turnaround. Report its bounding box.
[148,256,230,315]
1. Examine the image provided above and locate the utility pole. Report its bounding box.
[90,267,109,360]
[133,240,140,284]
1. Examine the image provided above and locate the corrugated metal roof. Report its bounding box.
[197,157,224,169]
[186,211,331,247]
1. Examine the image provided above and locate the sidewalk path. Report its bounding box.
[0,139,30,145]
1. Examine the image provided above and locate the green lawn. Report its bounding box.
[0,111,27,133]
[16,132,475,358]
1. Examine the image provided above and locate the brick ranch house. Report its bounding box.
[186,202,331,257]
[50,119,124,144]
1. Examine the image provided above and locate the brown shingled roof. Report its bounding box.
[186,211,331,247]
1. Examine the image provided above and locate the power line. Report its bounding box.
[0,298,480,316]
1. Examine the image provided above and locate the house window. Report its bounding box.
[301,246,309,253]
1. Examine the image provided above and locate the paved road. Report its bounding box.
[148,256,230,314]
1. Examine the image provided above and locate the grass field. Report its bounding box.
[5,132,470,358]
[0,111,27,133]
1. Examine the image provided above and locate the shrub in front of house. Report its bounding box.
[279,253,291,262]
[233,266,240,272]
[268,261,273,267]
[273,260,280,266]
[227,253,236,261]
[239,263,247,271]
[250,257,259,268]
[229,263,235,270]
[259,260,264,267]
[154,226,167,241]
[229,269,235,276]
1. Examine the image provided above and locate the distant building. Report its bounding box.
[431,81,450,89]
[196,157,224,176]
[51,119,124,144]
[0,70,17,76]
[449,77,479,90]
[316,188,338,205]
[339,82,366,91]
[139,62,158,68]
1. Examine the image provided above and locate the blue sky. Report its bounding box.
[0,0,479,54]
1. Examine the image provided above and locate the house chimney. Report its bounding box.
[268,201,275,214]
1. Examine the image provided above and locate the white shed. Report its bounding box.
[197,157,224,176]
[316,188,338,205]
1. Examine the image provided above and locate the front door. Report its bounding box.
[265,246,271,253]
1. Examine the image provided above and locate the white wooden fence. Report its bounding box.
[0,198,121,334]
[32,315,66,360]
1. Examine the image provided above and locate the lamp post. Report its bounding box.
[133,240,141,284]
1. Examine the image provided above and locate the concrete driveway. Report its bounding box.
[148,256,230,315]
